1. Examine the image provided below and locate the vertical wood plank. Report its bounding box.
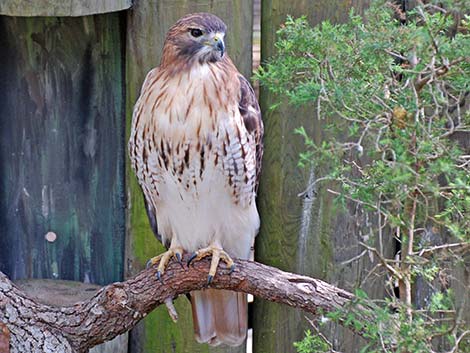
[0,0,132,17]
[0,14,126,286]
[253,1,375,353]
[125,1,253,352]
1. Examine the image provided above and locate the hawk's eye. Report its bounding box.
[190,28,203,38]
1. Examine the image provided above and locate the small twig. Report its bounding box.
[297,176,335,198]
[359,242,403,280]
[341,249,368,266]
[305,317,345,353]
[417,242,470,257]
[448,330,470,353]
[384,49,407,61]
[326,188,388,216]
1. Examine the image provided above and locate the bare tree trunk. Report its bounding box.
[0,256,354,353]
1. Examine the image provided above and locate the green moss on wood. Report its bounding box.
[254,1,371,352]
[0,14,125,285]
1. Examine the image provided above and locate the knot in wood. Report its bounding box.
[287,277,318,294]
[104,287,128,310]
[296,282,316,294]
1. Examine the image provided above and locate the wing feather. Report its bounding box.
[129,68,163,244]
[238,75,263,193]
[143,196,162,243]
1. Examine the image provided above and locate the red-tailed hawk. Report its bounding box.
[128,13,263,346]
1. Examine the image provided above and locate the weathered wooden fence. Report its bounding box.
[254,2,379,352]
[0,12,126,285]
[1,0,468,353]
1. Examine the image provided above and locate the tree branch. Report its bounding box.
[0,256,354,353]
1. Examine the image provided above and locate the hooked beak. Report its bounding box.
[212,34,225,57]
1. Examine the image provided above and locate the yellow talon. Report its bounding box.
[146,247,184,282]
[187,246,235,284]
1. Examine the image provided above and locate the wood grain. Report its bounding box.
[254,1,378,352]
[0,15,126,286]
[0,257,355,353]
[0,0,131,16]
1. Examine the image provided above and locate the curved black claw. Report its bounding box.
[146,259,154,269]
[229,264,235,274]
[156,271,164,284]
[187,252,197,267]
[207,274,213,285]
[175,253,184,269]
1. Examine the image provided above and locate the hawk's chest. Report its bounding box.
[139,65,256,207]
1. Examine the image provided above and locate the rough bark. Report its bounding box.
[0,256,353,353]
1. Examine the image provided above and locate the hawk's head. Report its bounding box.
[163,13,227,65]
